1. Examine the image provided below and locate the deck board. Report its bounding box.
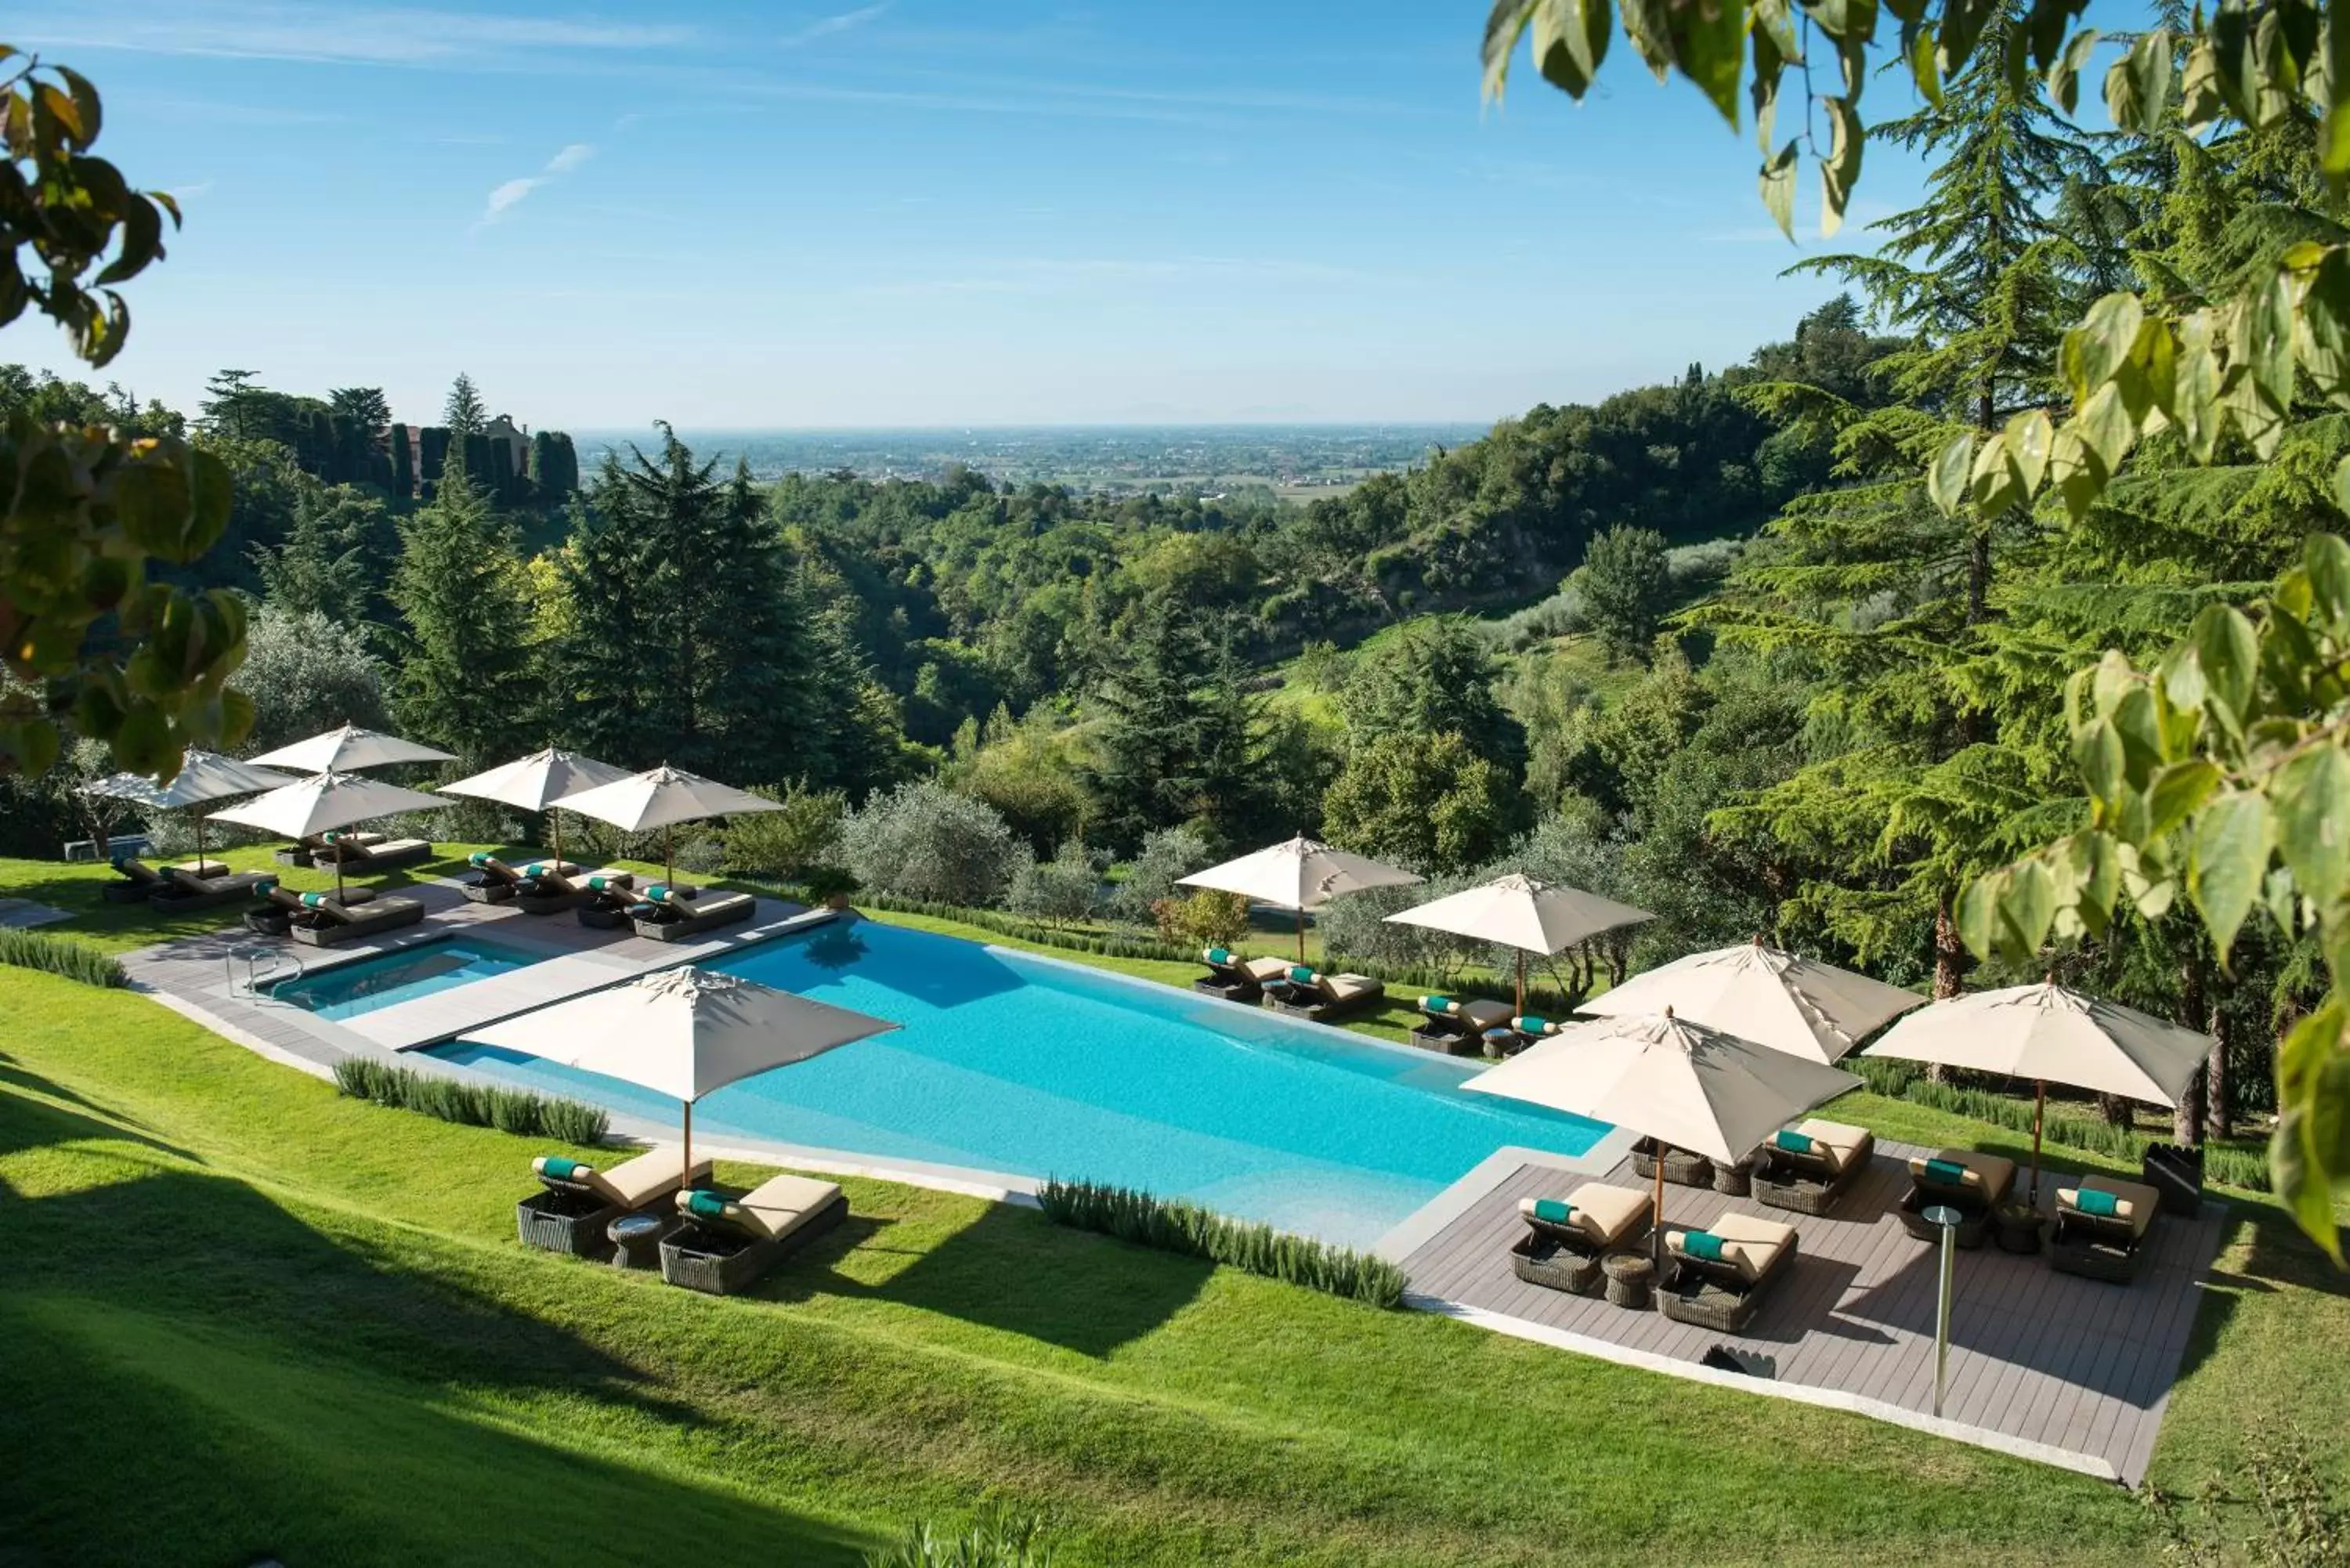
[1394,1142,2229,1485]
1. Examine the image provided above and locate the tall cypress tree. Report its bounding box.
[389,472,535,765]
[443,372,486,438]
[1085,592,1217,851]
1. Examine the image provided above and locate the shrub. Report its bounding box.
[0,929,128,988]
[331,1057,608,1144]
[1107,823,1212,927]
[867,1510,1054,1568]
[232,605,389,753]
[799,865,861,905]
[840,781,1025,906]
[721,782,846,879]
[1150,888,1251,952]
[1005,842,1102,929]
[1039,1177,1406,1308]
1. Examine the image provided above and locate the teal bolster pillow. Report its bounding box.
[586,875,614,891]
[469,851,493,867]
[1682,1230,1725,1261]
[1423,993,1452,1013]
[322,831,341,843]
[255,878,277,896]
[523,862,552,878]
[685,1189,732,1219]
[112,851,131,869]
[1206,947,1231,965]
[645,883,672,902]
[1518,1016,1549,1034]
[541,1156,582,1181]
[1532,1198,1573,1224]
[1773,1129,1816,1154]
[1923,1158,1969,1185]
[2076,1187,2120,1216]
[1289,965,1316,985]
[300,892,328,909]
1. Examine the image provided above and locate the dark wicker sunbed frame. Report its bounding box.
[2048,1205,2153,1283]
[1895,1162,2012,1248]
[288,894,427,946]
[1509,1206,1651,1298]
[102,857,225,901]
[632,892,756,941]
[148,867,276,913]
[1264,977,1383,1024]
[659,1190,848,1295]
[1631,1137,1715,1189]
[1662,1232,1799,1332]
[1754,1138,1871,1217]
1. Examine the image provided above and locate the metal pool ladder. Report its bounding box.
[228,945,303,1000]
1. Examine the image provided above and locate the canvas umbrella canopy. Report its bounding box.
[1864,978,2214,1201]
[1576,935,1926,1066]
[436,747,632,867]
[209,771,449,899]
[250,723,455,774]
[469,966,897,1172]
[551,764,784,884]
[1385,873,1654,1015]
[1177,833,1423,962]
[1466,1007,1862,1263]
[82,748,298,867]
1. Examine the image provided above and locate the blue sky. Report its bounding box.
[12,2,1940,428]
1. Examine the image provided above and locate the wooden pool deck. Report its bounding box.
[1386,1142,2228,1485]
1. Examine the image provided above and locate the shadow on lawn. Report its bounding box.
[0,1053,204,1166]
[766,1201,1217,1359]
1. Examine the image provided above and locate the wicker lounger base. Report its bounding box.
[634,901,757,942]
[516,1189,626,1257]
[1753,1161,1865,1217]
[2048,1230,2146,1283]
[512,889,592,916]
[1896,1187,1994,1248]
[1632,1140,1714,1188]
[1663,1245,1796,1333]
[274,847,316,867]
[659,1194,848,1295]
[461,880,517,905]
[291,903,426,946]
[1265,993,1379,1024]
[578,904,632,930]
[1193,977,1260,1001]
[1406,1024,1477,1055]
[1509,1233,1607,1296]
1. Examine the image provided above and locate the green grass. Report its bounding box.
[2,856,2345,1563]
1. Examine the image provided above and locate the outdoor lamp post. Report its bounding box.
[1925,1201,1963,1418]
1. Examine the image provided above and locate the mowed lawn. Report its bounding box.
[0,863,2342,1563]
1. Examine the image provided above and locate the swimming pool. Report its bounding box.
[433,920,1611,1247]
[277,936,540,1021]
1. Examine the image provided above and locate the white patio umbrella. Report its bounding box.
[1385,873,1654,1015]
[1864,977,2214,1201]
[209,771,450,900]
[436,746,632,868]
[1466,1007,1862,1263]
[551,764,785,885]
[470,966,897,1172]
[250,723,455,774]
[83,748,298,867]
[1577,935,1926,1065]
[1177,833,1423,962]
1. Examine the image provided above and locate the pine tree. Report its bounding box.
[443,373,486,438]
[1086,593,1217,851]
[553,495,656,765]
[254,484,396,628]
[388,472,535,764]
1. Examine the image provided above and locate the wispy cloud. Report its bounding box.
[852,254,1376,299]
[780,3,889,49]
[24,3,692,67]
[478,142,595,227]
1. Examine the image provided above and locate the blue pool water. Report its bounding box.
[432,920,1610,1247]
[277,936,539,1021]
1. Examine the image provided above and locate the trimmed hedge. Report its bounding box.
[1038,1177,1406,1308]
[0,929,128,988]
[332,1057,608,1145]
[1853,1057,2270,1192]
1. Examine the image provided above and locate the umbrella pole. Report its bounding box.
[335,851,348,905]
[667,823,676,887]
[193,811,204,870]
[1652,1149,1668,1270]
[2030,1079,2046,1205]
[1296,905,1306,966]
[682,1099,693,1179]
[1515,951,1525,1018]
[552,808,562,869]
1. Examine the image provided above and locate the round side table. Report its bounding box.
[608,1213,667,1270]
[1602,1252,1658,1310]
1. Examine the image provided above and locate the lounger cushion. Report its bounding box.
[1321,974,1380,1003]
[1788,1118,1873,1174]
[1241,957,1292,982]
[2059,1176,2160,1237]
[1457,999,1513,1031]
[678,1172,842,1242]
[1909,1150,2015,1197]
[1669,1211,1795,1282]
[1522,1182,1648,1246]
[581,1147,714,1209]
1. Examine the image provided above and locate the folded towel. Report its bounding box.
[2075,1187,2120,1216]
[1773,1129,1817,1154]
[1681,1230,1725,1261]
[1531,1198,1574,1224]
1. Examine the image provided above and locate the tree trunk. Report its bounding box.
[2099,1093,2133,1127]
[2175,944,2207,1147]
[1929,891,1966,1083]
[1965,523,1992,627]
[2204,1000,2231,1141]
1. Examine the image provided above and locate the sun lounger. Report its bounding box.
[150,863,278,912]
[511,862,628,915]
[100,853,229,901]
[1263,965,1385,1022]
[270,885,427,947]
[1509,1181,1654,1296]
[630,884,756,941]
[1480,1013,1567,1059]
[1409,994,1514,1053]
[574,871,644,929]
[1663,1211,1799,1331]
[314,835,431,873]
[659,1172,848,1294]
[1753,1118,1876,1216]
[462,852,576,905]
[1195,948,1291,1002]
[1631,1136,1715,1189]
[1896,1148,2017,1248]
[515,1147,714,1258]
[277,830,387,867]
[2049,1174,2164,1283]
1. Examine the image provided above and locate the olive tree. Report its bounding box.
[839,781,1024,907]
